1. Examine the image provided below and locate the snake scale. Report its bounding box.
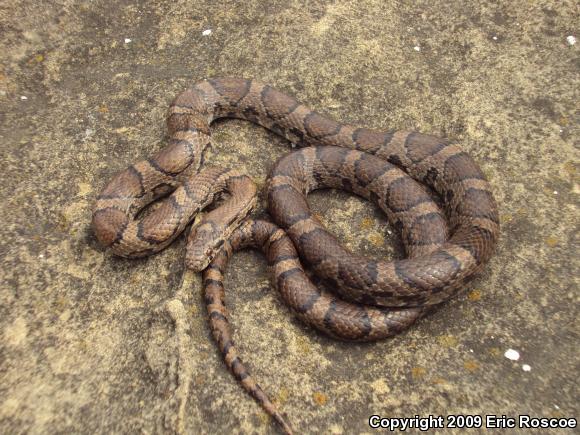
[92,78,499,434]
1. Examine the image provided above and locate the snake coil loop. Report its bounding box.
[92,78,499,435]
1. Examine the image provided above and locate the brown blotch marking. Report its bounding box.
[169,88,208,114]
[270,151,306,179]
[276,268,320,313]
[290,219,327,247]
[404,132,448,163]
[334,260,380,292]
[167,112,211,136]
[386,176,433,212]
[457,188,500,223]
[451,225,496,264]
[394,251,462,298]
[99,165,144,199]
[353,128,391,154]
[296,227,344,271]
[382,308,416,335]
[313,146,349,180]
[423,167,440,185]
[203,276,224,291]
[137,196,183,244]
[303,111,342,141]
[454,177,491,192]
[231,357,248,380]
[375,130,411,159]
[263,228,288,254]
[406,212,448,246]
[209,78,252,105]
[442,243,479,268]
[266,236,299,266]
[150,140,195,175]
[269,185,311,230]
[353,152,393,187]
[261,86,300,120]
[210,310,229,324]
[443,152,486,183]
[92,207,128,246]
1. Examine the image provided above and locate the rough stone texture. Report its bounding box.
[1,0,578,433]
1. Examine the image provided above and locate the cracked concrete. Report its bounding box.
[1,0,578,433]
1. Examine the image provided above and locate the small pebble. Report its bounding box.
[124,38,132,44]
[413,45,421,51]
[553,191,558,195]
[504,348,520,361]
[566,35,576,45]
[20,95,28,100]
[554,404,560,410]
[202,29,212,36]
[492,36,498,40]
[522,364,531,372]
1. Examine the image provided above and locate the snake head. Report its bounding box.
[185,221,225,272]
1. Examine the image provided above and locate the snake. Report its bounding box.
[91,78,500,434]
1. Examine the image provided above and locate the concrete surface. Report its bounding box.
[1,0,578,433]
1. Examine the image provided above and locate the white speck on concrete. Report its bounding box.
[554,404,560,410]
[469,349,474,353]
[504,349,520,361]
[566,35,576,45]
[84,128,95,140]
[124,38,132,44]
[413,45,421,51]
[553,191,558,195]
[492,36,498,40]
[38,254,44,258]
[20,95,28,100]
[202,29,212,36]
[522,364,531,372]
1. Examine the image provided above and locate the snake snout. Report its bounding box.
[185,236,219,272]
[185,251,212,272]
[186,221,226,271]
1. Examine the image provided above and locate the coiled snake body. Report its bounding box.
[92,78,499,434]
